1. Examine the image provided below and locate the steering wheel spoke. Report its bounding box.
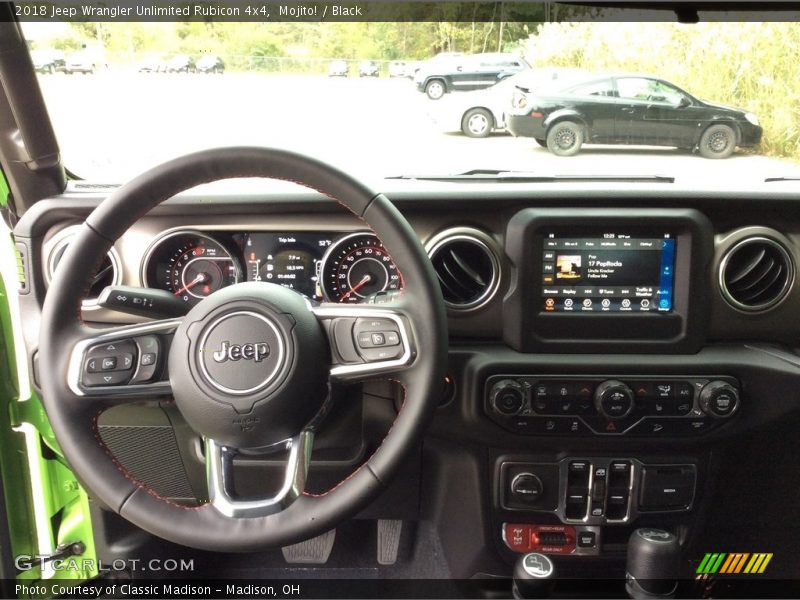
[311,302,416,384]
[205,430,313,518]
[67,318,181,401]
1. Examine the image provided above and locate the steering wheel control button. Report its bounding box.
[353,318,404,361]
[82,340,138,385]
[510,473,544,504]
[490,380,525,416]
[699,380,740,418]
[130,335,162,384]
[594,380,634,419]
[83,370,132,387]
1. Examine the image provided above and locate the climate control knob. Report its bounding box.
[490,380,526,416]
[699,381,740,418]
[594,380,634,419]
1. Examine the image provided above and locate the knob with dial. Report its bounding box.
[594,380,634,419]
[699,381,740,418]
[490,379,526,416]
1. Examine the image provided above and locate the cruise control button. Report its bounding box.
[141,353,156,366]
[356,332,374,348]
[359,345,403,362]
[371,332,386,346]
[384,331,400,346]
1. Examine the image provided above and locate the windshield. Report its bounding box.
[20,11,800,183]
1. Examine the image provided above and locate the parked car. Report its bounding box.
[197,55,225,74]
[167,55,196,73]
[506,73,763,158]
[388,60,409,78]
[429,68,590,138]
[30,49,65,74]
[64,51,95,74]
[328,59,349,77]
[137,57,167,73]
[414,52,529,100]
[359,60,379,77]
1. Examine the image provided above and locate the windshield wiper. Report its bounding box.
[764,176,800,183]
[387,170,675,183]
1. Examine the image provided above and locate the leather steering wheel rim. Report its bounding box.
[38,147,447,551]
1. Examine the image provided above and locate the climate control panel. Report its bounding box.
[486,375,740,436]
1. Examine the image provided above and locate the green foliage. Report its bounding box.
[524,22,800,161]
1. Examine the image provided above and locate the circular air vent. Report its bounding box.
[426,228,501,311]
[45,227,121,309]
[720,236,794,312]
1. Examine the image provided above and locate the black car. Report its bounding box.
[414,52,530,100]
[506,74,762,158]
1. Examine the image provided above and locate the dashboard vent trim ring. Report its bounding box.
[425,227,501,312]
[719,236,794,313]
[44,226,122,310]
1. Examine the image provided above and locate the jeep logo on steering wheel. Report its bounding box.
[212,340,270,363]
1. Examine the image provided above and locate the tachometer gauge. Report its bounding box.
[142,231,241,305]
[320,232,401,303]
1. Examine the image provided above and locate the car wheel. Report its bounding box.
[462,108,493,138]
[699,124,736,159]
[546,121,584,157]
[425,79,445,100]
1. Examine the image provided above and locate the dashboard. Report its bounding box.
[13,181,800,581]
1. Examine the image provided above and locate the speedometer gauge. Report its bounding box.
[142,231,241,305]
[320,232,401,303]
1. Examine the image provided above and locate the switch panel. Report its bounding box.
[499,458,696,526]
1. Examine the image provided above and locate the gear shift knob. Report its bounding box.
[513,552,556,599]
[625,528,680,599]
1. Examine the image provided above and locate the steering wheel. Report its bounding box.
[38,147,447,551]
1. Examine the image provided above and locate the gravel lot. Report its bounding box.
[37,71,800,184]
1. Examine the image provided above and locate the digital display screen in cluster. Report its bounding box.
[541,232,676,313]
[236,231,337,300]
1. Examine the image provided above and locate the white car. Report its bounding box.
[427,68,590,137]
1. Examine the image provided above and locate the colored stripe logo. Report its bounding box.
[697,553,773,574]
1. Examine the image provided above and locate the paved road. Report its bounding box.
[38,72,800,184]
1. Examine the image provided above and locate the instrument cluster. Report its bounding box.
[141,229,401,305]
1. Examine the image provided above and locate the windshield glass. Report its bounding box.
[20,9,800,183]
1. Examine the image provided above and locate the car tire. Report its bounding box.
[462,108,493,138]
[534,138,547,147]
[425,79,446,100]
[546,121,584,156]
[699,124,736,159]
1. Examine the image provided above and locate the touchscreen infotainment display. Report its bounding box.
[541,232,676,313]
